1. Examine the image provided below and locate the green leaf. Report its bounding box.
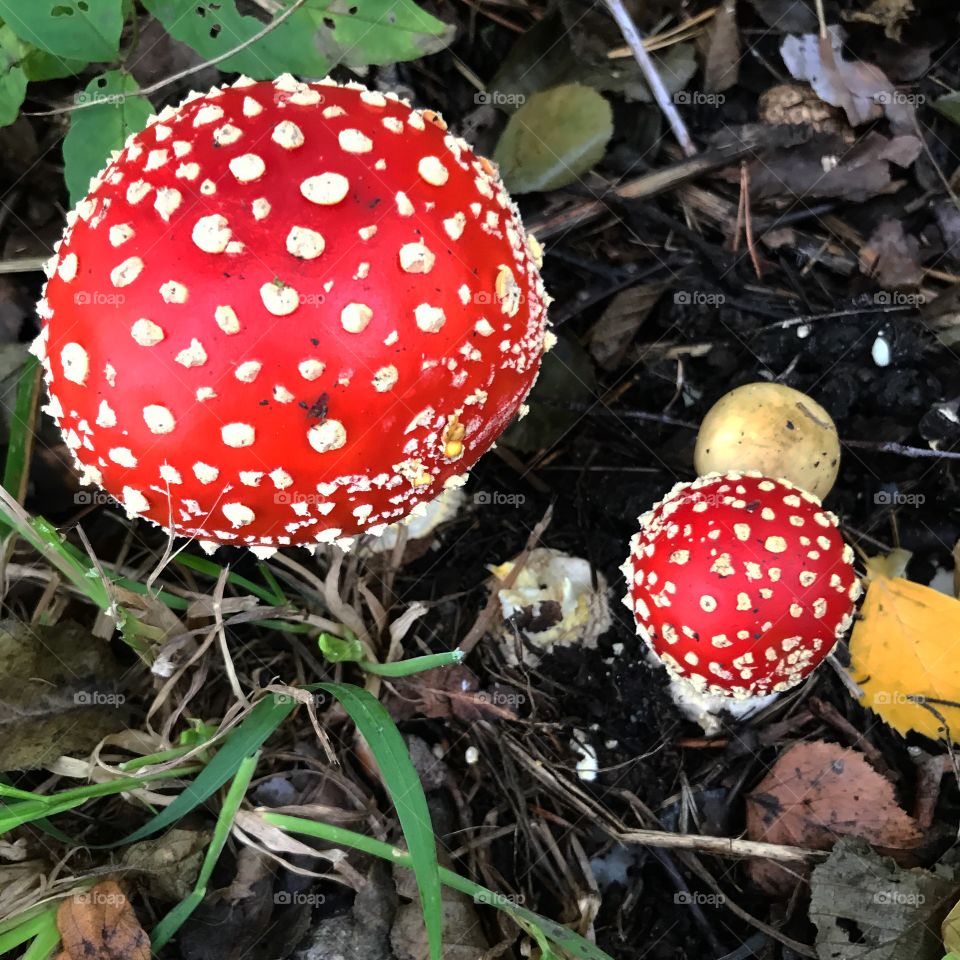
[141,0,452,80]
[493,83,613,194]
[933,92,960,127]
[263,811,618,960]
[319,632,366,663]
[62,70,153,205]
[502,333,596,453]
[106,694,294,847]
[0,0,123,61]
[22,47,87,81]
[319,682,442,960]
[0,25,28,128]
[151,752,260,950]
[1,355,40,533]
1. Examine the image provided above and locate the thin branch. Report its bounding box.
[27,0,310,118]
[601,0,697,157]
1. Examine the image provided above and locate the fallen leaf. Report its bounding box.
[121,828,209,902]
[700,0,740,93]
[385,665,519,722]
[392,875,488,960]
[587,283,668,370]
[56,881,150,960]
[934,92,960,127]
[843,0,915,41]
[747,131,921,202]
[945,897,960,954]
[502,333,596,452]
[847,562,960,740]
[858,219,923,288]
[748,0,818,32]
[493,84,613,194]
[746,741,921,894]
[781,26,913,132]
[0,620,128,770]
[810,837,958,960]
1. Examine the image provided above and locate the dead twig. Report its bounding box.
[601,0,697,157]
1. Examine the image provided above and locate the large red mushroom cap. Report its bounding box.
[35,75,550,554]
[621,472,861,699]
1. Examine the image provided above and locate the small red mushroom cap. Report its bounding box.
[621,472,861,699]
[35,75,550,554]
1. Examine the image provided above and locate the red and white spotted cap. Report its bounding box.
[34,75,550,555]
[621,472,861,699]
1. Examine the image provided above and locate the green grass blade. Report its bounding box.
[318,682,442,960]
[261,812,615,960]
[104,694,293,847]
[151,751,259,950]
[0,766,200,833]
[0,906,56,954]
[173,553,285,606]
[360,650,464,677]
[0,353,40,537]
[21,911,60,960]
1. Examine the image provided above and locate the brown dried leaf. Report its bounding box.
[385,665,518,722]
[587,282,668,370]
[781,26,913,132]
[746,741,921,894]
[56,882,150,960]
[843,0,915,41]
[700,0,740,93]
[747,131,921,202]
[858,219,923,288]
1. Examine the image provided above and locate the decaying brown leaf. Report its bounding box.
[747,131,921,202]
[812,837,958,960]
[843,0,915,41]
[758,83,851,138]
[700,0,740,94]
[587,282,668,370]
[385,665,520,722]
[781,26,913,132]
[746,741,921,894]
[55,881,150,960]
[859,219,923,288]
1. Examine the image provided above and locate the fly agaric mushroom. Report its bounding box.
[694,383,840,500]
[34,75,550,555]
[621,472,861,700]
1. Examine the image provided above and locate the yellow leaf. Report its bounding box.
[848,571,960,739]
